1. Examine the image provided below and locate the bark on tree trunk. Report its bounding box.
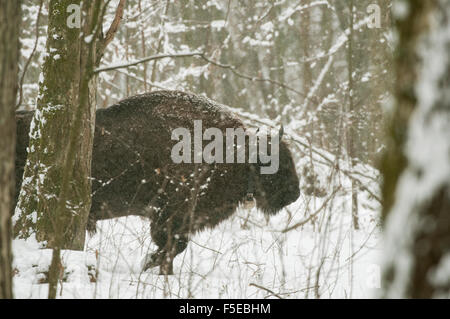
[381,0,450,298]
[14,1,124,255]
[0,0,21,299]
[14,0,98,251]
[12,0,124,298]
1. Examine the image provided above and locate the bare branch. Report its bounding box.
[199,54,307,98]
[106,0,125,46]
[94,52,204,73]
[98,0,126,58]
[95,51,308,98]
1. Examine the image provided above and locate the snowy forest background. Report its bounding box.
[0,0,449,299]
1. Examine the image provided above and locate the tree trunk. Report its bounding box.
[0,0,21,300]
[14,0,100,251]
[14,0,124,298]
[381,0,450,298]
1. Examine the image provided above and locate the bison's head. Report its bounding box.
[253,129,300,215]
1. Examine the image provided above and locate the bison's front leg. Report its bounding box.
[159,238,187,275]
[142,226,188,275]
[141,250,165,272]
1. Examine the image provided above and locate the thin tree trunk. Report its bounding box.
[138,0,148,92]
[301,0,315,147]
[346,0,359,230]
[150,0,170,85]
[0,0,22,300]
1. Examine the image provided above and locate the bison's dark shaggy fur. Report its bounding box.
[15,90,300,274]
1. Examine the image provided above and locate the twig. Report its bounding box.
[199,54,307,98]
[282,187,339,233]
[190,240,222,255]
[249,283,284,299]
[94,52,204,73]
[345,225,378,262]
[115,68,167,90]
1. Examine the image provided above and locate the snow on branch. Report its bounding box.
[299,15,371,63]
[279,0,334,22]
[94,52,204,73]
[95,52,307,97]
[301,56,334,110]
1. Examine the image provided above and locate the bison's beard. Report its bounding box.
[255,185,300,216]
[255,196,288,216]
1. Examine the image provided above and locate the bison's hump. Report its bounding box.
[102,90,242,127]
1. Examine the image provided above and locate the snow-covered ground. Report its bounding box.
[12,153,382,299]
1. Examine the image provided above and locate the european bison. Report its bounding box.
[15,90,300,274]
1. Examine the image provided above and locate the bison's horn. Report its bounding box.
[279,125,284,140]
